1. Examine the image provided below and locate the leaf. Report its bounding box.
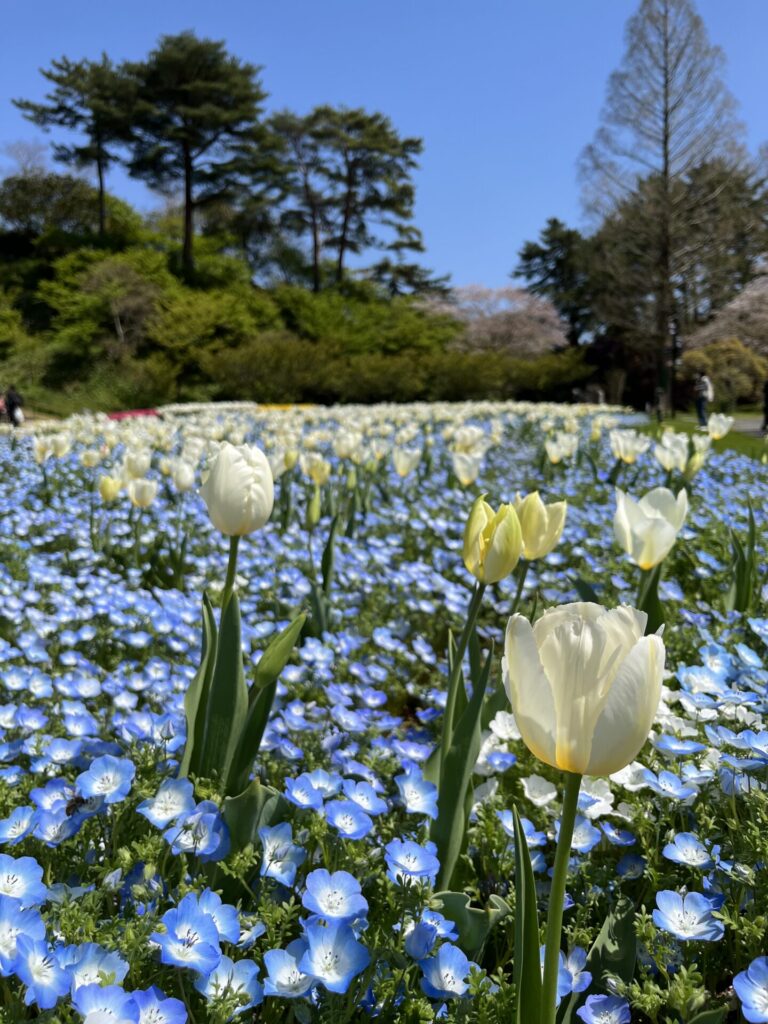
[321,514,340,595]
[559,896,636,1024]
[432,891,510,958]
[253,614,306,692]
[431,647,493,890]
[222,778,290,855]
[571,575,601,603]
[179,593,217,778]
[688,1010,726,1024]
[481,678,509,731]
[196,592,248,784]
[225,681,277,797]
[637,563,664,635]
[512,805,542,1024]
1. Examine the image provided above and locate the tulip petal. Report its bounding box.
[503,616,556,768]
[586,635,664,776]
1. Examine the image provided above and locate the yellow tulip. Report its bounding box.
[463,496,523,584]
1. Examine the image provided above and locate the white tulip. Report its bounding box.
[707,413,734,440]
[609,429,651,464]
[127,478,158,508]
[201,442,274,536]
[452,451,482,486]
[172,460,195,492]
[504,602,664,776]
[614,487,688,570]
[392,446,422,478]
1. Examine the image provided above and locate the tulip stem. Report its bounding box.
[222,535,240,610]
[510,559,530,615]
[442,582,486,749]
[541,770,582,1024]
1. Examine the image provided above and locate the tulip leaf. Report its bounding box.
[225,681,277,797]
[637,564,664,635]
[481,677,509,730]
[197,591,248,785]
[179,592,218,779]
[512,804,542,1024]
[433,891,510,957]
[431,646,492,891]
[222,778,289,853]
[321,514,340,594]
[253,613,306,693]
[570,575,602,604]
[687,1010,726,1024]
[558,895,636,1024]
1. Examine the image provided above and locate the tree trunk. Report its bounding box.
[96,149,106,238]
[336,153,354,285]
[182,143,195,278]
[658,0,673,413]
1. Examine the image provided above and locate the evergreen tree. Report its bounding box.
[14,56,127,235]
[123,31,268,277]
[516,218,594,345]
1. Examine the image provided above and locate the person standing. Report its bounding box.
[693,371,713,427]
[5,386,23,426]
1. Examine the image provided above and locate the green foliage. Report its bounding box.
[680,336,768,408]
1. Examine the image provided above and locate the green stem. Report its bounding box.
[510,558,530,615]
[442,581,486,745]
[541,770,582,1024]
[221,535,240,610]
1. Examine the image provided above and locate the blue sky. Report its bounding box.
[2,0,767,286]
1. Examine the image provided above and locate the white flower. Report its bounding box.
[614,487,688,570]
[201,442,274,536]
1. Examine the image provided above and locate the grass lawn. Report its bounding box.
[640,412,768,460]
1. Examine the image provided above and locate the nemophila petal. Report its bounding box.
[194,955,263,1011]
[65,941,129,992]
[302,869,369,922]
[151,895,222,974]
[662,832,714,869]
[71,982,139,1024]
[419,943,472,1000]
[0,854,48,906]
[0,807,37,846]
[14,935,70,1010]
[0,896,45,974]
[734,956,768,1023]
[341,780,388,815]
[197,889,241,944]
[76,755,135,805]
[324,800,374,839]
[132,985,188,1024]
[263,940,313,998]
[652,890,725,941]
[555,815,601,854]
[258,823,306,887]
[137,778,195,828]
[284,774,325,811]
[576,994,631,1023]
[298,921,370,994]
[394,769,438,818]
[384,839,440,887]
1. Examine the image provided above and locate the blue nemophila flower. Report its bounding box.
[341,780,388,815]
[259,823,306,887]
[422,910,458,941]
[151,894,222,974]
[137,778,196,828]
[132,985,188,1024]
[237,916,267,950]
[299,920,370,994]
[538,946,573,1006]
[662,832,715,870]
[72,982,138,1023]
[555,815,601,854]
[405,920,438,959]
[303,869,368,922]
[385,839,440,887]
[305,769,342,798]
[600,822,635,846]
[653,734,707,757]
[497,812,546,847]
[284,774,325,811]
[14,936,70,1010]
[0,854,48,906]
[32,808,80,847]
[420,943,472,1000]
[642,769,698,800]
[76,755,135,805]
[563,947,592,994]
[0,807,37,846]
[576,994,631,1023]
[394,768,438,819]
[0,895,45,973]
[734,956,768,1023]
[616,853,646,879]
[324,800,374,840]
[263,940,313,997]
[65,941,129,991]
[163,802,230,862]
[197,890,241,945]
[652,890,725,942]
[194,955,263,1014]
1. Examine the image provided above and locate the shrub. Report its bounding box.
[680,337,768,409]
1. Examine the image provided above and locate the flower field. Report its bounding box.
[0,400,766,1024]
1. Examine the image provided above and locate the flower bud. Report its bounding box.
[306,484,322,530]
[98,475,122,503]
[127,478,158,509]
[201,442,274,536]
[463,496,523,584]
[514,492,567,560]
[172,460,195,492]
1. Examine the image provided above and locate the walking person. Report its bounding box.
[5,385,24,427]
[693,371,713,427]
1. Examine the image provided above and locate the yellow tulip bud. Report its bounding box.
[98,475,123,503]
[306,483,322,530]
[463,496,523,584]
[514,492,567,560]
